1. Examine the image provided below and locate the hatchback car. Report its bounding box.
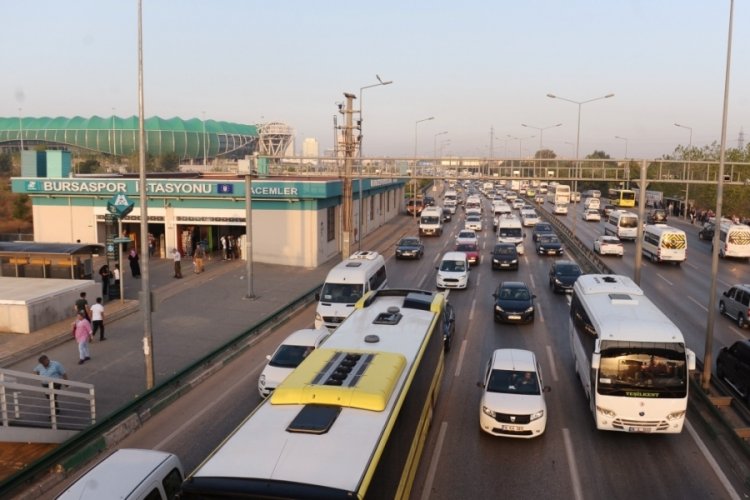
[646,208,668,225]
[395,236,424,260]
[491,243,519,270]
[465,214,483,232]
[492,281,536,323]
[441,207,452,223]
[582,208,601,222]
[536,234,564,256]
[520,210,539,227]
[719,284,750,329]
[479,349,549,438]
[456,229,479,246]
[594,235,624,256]
[456,242,481,266]
[600,204,617,218]
[512,199,525,210]
[698,222,715,241]
[532,222,555,242]
[548,260,582,293]
[258,328,331,397]
[717,340,750,402]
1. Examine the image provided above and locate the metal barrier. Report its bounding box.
[0,282,322,497]
[0,369,95,444]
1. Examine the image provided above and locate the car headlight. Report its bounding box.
[666,410,686,421]
[510,259,518,264]
[495,305,504,312]
[555,278,563,285]
[482,406,496,418]
[596,405,616,418]
[525,306,535,313]
[493,258,500,263]
[315,312,322,322]
[259,374,266,387]
[530,409,544,421]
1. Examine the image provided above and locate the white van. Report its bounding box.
[314,251,387,329]
[642,224,687,264]
[436,251,469,290]
[584,197,600,210]
[258,328,331,397]
[716,219,750,259]
[496,214,525,255]
[419,206,444,236]
[57,449,183,500]
[604,210,639,241]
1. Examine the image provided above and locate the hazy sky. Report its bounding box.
[3,1,748,160]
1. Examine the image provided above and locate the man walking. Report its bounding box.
[91,297,105,341]
[173,248,183,279]
[73,292,91,321]
[33,355,68,414]
[72,310,93,364]
[98,264,111,299]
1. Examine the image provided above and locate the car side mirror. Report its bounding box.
[265,354,271,361]
[315,292,320,301]
[723,291,729,297]
[476,381,485,388]
[492,293,497,298]
[532,294,537,299]
[543,386,551,393]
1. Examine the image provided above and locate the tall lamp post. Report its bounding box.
[433,131,448,158]
[614,135,629,158]
[111,108,117,158]
[202,111,208,166]
[413,116,434,222]
[615,135,630,189]
[674,123,693,220]
[357,75,392,249]
[507,134,535,177]
[547,92,614,236]
[522,122,561,177]
[18,108,24,151]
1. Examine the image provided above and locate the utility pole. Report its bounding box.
[341,93,356,259]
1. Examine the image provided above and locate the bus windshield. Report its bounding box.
[597,341,687,398]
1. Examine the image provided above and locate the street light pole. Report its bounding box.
[357,75,392,250]
[522,123,561,178]
[18,108,24,151]
[614,136,628,159]
[675,123,693,220]
[413,116,434,223]
[202,111,207,166]
[111,108,117,157]
[433,131,448,158]
[547,92,614,237]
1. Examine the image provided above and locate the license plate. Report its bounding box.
[508,315,521,320]
[500,263,510,267]
[500,424,524,432]
[548,250,556,255]
[628,426,652,433]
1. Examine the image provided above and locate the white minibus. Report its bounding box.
[642,224,687,264]
[604,210,639,241]
[315,251,387,329]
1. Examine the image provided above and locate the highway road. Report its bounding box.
[41,187,749,499]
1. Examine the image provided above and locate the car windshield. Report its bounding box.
[320,283,364,303]
[494,246,514,255]
[499,227,522,237]
[540,235,559,243]
[556,265,580,276]
[487,369,540,395]
[440,260,466,272]
[269,344,314,368]
[498,287,529,301]
[399,238,419,247]
[536,224,552,232]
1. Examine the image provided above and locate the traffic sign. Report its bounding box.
[107,193,135,218]
[113,237,132,244]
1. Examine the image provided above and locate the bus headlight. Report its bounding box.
[596,405,616,418]
[666,410,686,421]
[530,409,544,421]
[482,406,496,418]
[315,312,322,323]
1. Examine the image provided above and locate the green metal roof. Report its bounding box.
[0,116,258,160]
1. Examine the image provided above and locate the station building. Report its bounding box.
[11,152,406,268]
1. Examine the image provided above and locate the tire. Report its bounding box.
[651,253,658,263]
[719,301,726,315]
[716,361,725,378]
[739,314,747,329]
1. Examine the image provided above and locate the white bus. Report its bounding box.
[569,274,695,434]
[642,224,687,264]
[182,289,448,499]
[547,183,571,205]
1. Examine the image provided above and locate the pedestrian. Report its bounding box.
[173,248,183,278]
[73,291,91,321]
[72,310,93,364]
[98,264,111,299]
[113,263,121,290]
[33,355,68,414]
[128,248,141,278]
[91,296,105,341]
[148,233,156,257]
[193,244,205,274]
[226,235,234,260]
[220,235,227,260]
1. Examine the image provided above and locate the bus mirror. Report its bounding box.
[315,292,320,301]
[591,353,601,370]
[476,381,485,389]
[686,349,696,371]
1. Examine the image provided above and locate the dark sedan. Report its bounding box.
[442,208,452,223]
[492,281,536,323]
[491,243,519,270]
[395,237,424,260]
[532,222,555,242]
[548,260,582,293]
[536,234,564,256]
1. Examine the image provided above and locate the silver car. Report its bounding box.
[719,284,750,329]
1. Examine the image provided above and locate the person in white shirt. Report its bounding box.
[173,248,183,278]
[90,297,106,341]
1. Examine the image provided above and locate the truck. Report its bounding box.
[631,188,663,208]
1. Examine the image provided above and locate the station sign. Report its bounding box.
[107,193,134,219]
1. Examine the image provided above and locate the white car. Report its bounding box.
[436,251,470,290]
[512,199,525,210]
[258,328,330,397]
[465,214,483,232]
[479,349,549,438]
[456,229,479,246]
[594,235,624,256]
[582,208,601,222]
[520,210,540,227]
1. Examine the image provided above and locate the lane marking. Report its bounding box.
[421,421,449,500]
[476,272,481,287]
[419,274,427,289]
[469,299,476,321]
[537,303,544,323]
[455,339,468,377]
[562,428,584,500]
[685,419,741,500]
[545,345,559,382]
[684,261,699,271]
[529,274,536,289]
[656,273,673,286]
[688,295,708,313]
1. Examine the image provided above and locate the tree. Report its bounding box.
[534,149,557,159]
[77,158,101,174]
[12,194,30,219]
[0,152,12,175]
[158,151,181,172]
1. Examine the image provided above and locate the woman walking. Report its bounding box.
[72,311,93,364]
[128,247,141,278]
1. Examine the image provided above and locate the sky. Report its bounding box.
[2,1,749,160]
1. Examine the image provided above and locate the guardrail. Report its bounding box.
[0,282,323,498]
